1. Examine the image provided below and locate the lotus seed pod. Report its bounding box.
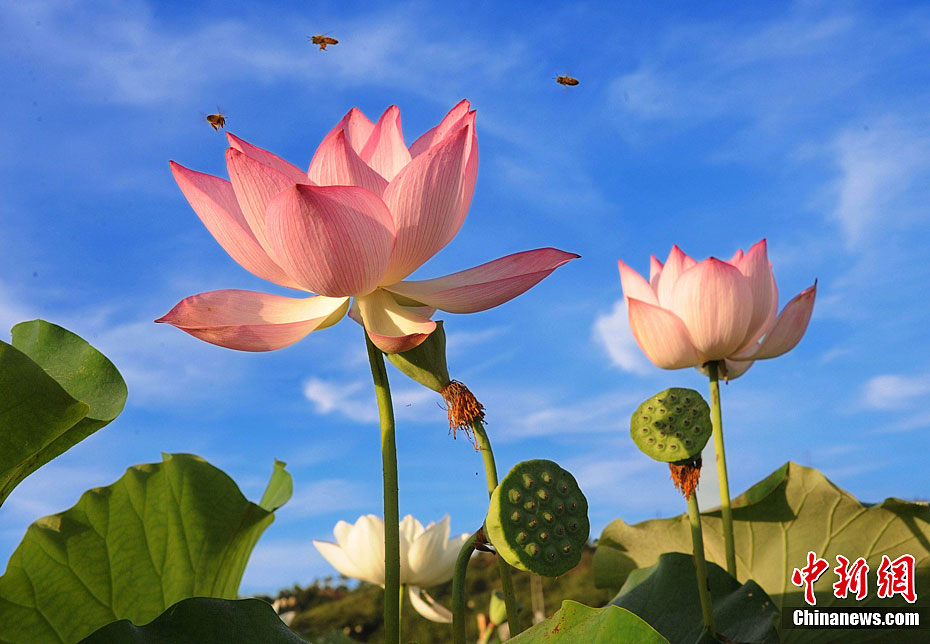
[630,388,711,462]
[485,459,589,577]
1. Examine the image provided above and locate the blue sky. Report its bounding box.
[1,0,929,594]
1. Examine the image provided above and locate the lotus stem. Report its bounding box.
[687,492,716,636]
[472,418,524,634]
[452,531,480,644]
[706,360,737,577]
[365,333,401,644]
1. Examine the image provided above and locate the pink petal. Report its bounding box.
[385,248,578,313]
[617,258,658,306]
[226,133,309,185]
[307,128,389,195]
[728,248,744,265]
[649,255,663,289]
[324,107,376,156]
[627,297,702,369]
[734,239,778,350]
[226,148,303,258]
[264,185,396,296]
[668,259,753,360]
[736,281,817,361]
[656,245,696,307]
[169,162,300,289]
[380,121,476,284]
[156,290,348,351]
[357,289,436,354]
[408,100,471,158]
[360,105,412,181]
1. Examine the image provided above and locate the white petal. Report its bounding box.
[408,586,453,624]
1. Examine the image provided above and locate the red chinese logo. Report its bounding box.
[876,554,917,603]
[833,555,869,600]
[791,551,830,606]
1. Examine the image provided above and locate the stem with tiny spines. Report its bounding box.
[707,360,737,577]
[365,333,401,644]
[687,491,716,636]
[472,418,524,635]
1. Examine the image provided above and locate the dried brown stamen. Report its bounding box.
[440,380,485,448]
[669,456,702,500]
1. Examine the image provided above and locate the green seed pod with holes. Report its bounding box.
[485,459,589,577]
[630,387,711,462]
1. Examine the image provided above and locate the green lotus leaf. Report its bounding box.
[0,320,128,506]
[594,462,930,643]
[611,552,778,644]
[507,600,668,643]
[77,597,304,643]
[0,454,291,644]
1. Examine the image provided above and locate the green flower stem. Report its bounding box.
[365,333,401,644]
[472,419,523,635]
[687,492,716,637]
[452,531,479,644]
[707,361,737,577]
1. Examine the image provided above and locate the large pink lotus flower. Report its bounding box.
[157,101,577,353]
[617,240,816,379]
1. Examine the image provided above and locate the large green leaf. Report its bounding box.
[611,552,778,644]
[77,597,304,644]
[508,600,669,643]
[594,462,930,643]
[0,454,291,644]
[0,320,127,506]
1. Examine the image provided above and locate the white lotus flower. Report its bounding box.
[313,514,470,623]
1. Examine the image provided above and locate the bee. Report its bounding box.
[310,34,339,50]
[555,75,580,87]
[205,112,226,131]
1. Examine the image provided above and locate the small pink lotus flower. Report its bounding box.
[617,240,816,379]
[158,101,577,353]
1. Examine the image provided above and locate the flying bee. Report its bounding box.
[310,34,339,50]
[205,111,226,131]
[555,75,580,87]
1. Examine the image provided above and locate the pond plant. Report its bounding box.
[0,99,926,644]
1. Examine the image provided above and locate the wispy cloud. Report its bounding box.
[825,118,930,247]
[0,0,531,108]
[281,478,375,520]
[862,374,930,410]
[592,299,651,375]
[491,388,646,441]
[303,377,441,424]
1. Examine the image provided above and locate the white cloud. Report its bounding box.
[303,378,377,423]
[445,327,506,356]
[592,299,652,374]
[827,119,930,247]
[493,388,646,441]
[0,283,36,335]
[281,478,374,520]
[862,374,930,410]
[91,320,244,407]
[303,377,441,424]
[0,0,531,108]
